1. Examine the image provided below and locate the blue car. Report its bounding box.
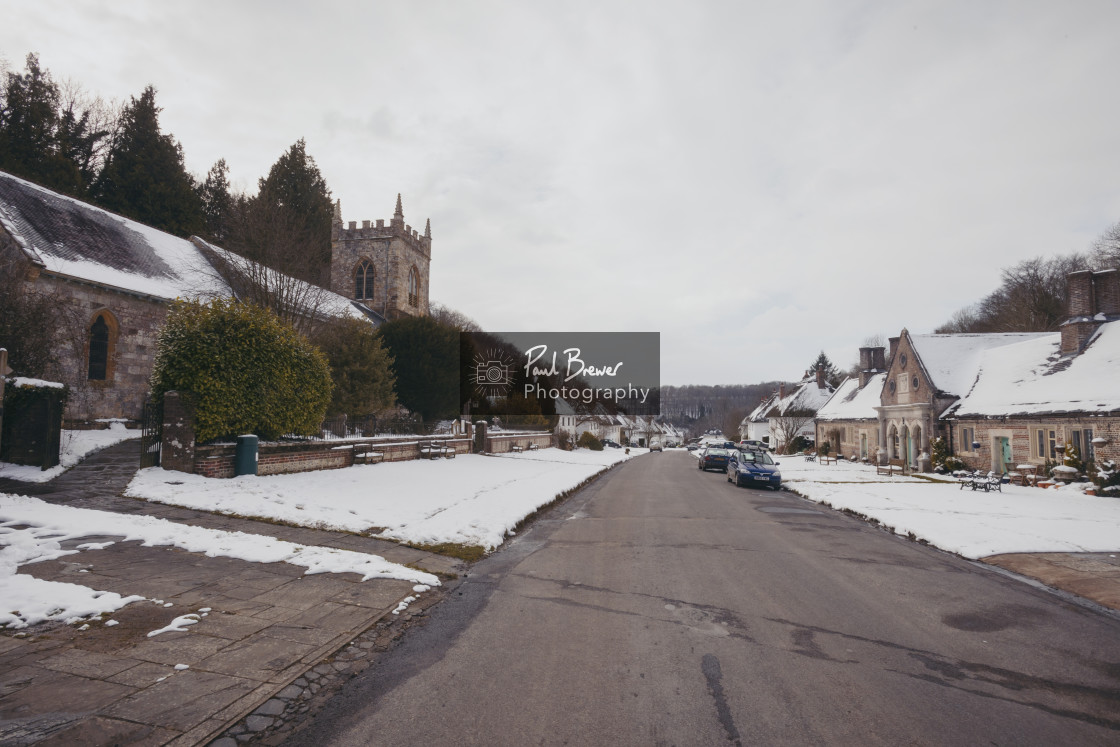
[697,447,732,471]
[726,449,781,489]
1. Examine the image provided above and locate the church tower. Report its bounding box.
[330,195,431,320]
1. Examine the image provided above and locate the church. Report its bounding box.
[0,169,431,422]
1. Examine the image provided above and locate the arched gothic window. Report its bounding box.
[88,311,116,381]
[408,266,420,307]
[354,260,375,301]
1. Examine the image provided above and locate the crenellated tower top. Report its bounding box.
[331,194,431,257]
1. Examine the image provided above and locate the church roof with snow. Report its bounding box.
[0,170,368,321]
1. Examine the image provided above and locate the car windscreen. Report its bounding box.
[706,449,728,456]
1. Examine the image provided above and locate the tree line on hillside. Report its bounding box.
[0,53,332,285]
[936,224,1120,334]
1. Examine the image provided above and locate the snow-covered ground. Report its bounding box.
[0,493,439,629]
[775,456,1120,559]
[0,422,140,482]
[127,447,636,549]
[2,446,634,629]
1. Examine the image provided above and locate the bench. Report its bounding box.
[876,460,906,476]
[420,441,456,459]
[818,454,837,465]
[352,445,384,465]
[803,453,817,462]
[528,443,539,451]
[957,470,1005,492]
[510,444,524,453]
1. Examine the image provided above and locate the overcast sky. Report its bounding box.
[4,0,1119,385]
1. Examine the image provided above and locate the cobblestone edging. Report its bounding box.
[209,586,447,745]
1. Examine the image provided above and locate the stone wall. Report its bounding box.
[36,273,168,423]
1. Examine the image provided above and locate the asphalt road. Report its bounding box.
[292,450,1120,746]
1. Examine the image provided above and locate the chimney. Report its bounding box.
[816,365,825,388]
[1096,268,1119,315]
[1060,270,1107,355]
[859,347,872,371]
[872,346,886,371]
[1068,270,1094,317]
[888,337,900,367]
[779,383,786,399]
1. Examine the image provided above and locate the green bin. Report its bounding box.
[235,434,258,476]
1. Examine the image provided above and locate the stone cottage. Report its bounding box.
[814,345,888,461]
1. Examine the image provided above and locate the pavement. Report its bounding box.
[1,442,1119,746]
[0,440,464,746]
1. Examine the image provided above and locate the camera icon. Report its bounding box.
[477,361,510,386]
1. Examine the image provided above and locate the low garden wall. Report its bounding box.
[189,436,474,479]
[485,431,554,453]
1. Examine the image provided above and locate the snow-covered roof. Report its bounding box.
[769,379,834,417]
[951,321,1120,417]
[0,171,367,322]
[908,332,1051,397]
[0,171,227,300]
[745,393,778,424]
[816,373,886,422]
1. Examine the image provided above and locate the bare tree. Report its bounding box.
[771,409,816,454]
[195,232,337,337]
[1092,219,1120,269]
[430,302,481,331]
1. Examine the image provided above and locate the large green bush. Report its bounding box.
[577,431,603,451]
[150,299,332,442]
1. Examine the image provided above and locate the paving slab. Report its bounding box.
[983,552,1120,611]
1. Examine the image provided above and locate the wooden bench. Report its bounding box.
[818,454,837,465]
[803,453,817,462]
[528,443,539,451]
[510,444,524,453]
[876,460,905,476]
[352,444,384,465]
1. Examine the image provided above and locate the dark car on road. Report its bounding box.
[601,439,621,449]
[697,447,732,471]
[726,449,782,489]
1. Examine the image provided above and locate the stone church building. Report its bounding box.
[330,194,431,320]
[0,169,431,423]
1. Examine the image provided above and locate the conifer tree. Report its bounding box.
[93,85,203,236]
[808,351,842,387]
[198,158,234,243]
[237,139,333,284]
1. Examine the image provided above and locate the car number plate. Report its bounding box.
[753,474,769,481]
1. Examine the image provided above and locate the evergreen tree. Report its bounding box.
[376,316,461,421]
[808,351,842,387]
[198,158,234,243]
[238,139,333,284]
[93,85,203,236]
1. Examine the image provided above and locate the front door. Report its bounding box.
[995,437,1011,473]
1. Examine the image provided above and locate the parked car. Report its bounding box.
[726,449,781,489]
[697,447,732,471]
[601,439,622,449]
[649,441,663,452]
[686,443,700,452]
[738,439,769,451]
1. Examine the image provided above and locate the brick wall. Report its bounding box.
[485,432,554,453]
[189,436,473,478]
[949,415,1119,472]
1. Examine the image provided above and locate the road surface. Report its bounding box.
[293,450,1120,745]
